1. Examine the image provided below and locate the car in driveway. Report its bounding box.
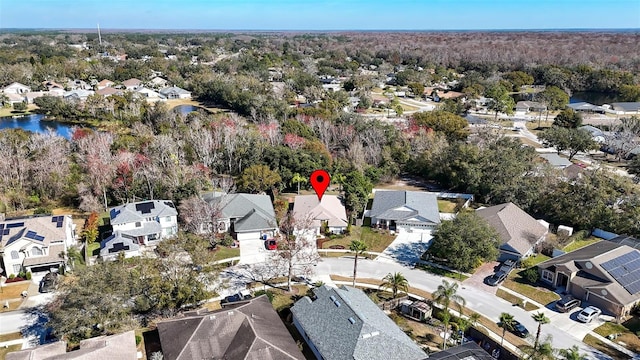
[265,239,277,250]
[486,270,508,286]
[507,320,530,338]
[499,259,517,274]
[555,295,581,313]
[577,306,601,323]
[39,272,58,293]
[221,289,252,305]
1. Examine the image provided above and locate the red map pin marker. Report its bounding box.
[310,169,331,201]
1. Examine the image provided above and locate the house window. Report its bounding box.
[13,264,21,274]
[165,216,171,222]
[31,247,43,256]
[11,250,19,260]
[541,270,554,283]
[218,222,226,231]
[135,222,141,228]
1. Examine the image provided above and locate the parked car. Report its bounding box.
[39,272,58,293]
[486,270,508,286]
[508,320,530,338]
[577,306,601,323]
[221,289,252,305]
[265,239,277,250]
[499,259,517,273]
[555,295,581,313]
[293,275,313,285]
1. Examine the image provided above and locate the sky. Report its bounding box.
[1,0,639,30]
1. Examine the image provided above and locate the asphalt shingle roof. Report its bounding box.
[291,285,426,360]
[203,193,277,232]
[369,191,440,225]
[109,200,177,225]
[293,195,348,229]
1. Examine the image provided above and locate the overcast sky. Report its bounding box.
[1,0,639,30]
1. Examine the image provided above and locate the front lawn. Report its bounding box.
[583,334,631,360]
[495,289,539,311]
[502,270,560,306]
[0,344,22,360]
[321,226,396,253]
[417,264,469,281]
[0,283,30,302]
[593,317,640,354]
[213,246,240,261]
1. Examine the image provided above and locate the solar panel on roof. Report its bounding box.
[2,229,8,235]
[0,224,4,230]
[56,220,63,228]
[34,235,45,241]
[602,251,640,295]
[135,202,155,214]
[51,216,59,222]
[25,231,37,239]
[6,222,24,228]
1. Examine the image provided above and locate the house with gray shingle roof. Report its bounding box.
[108,200,178,245]
[157,295,304,360]
[366,190,440,232]
[293,195,348,235]
[538,153,573,169]
[7,330,137,360]
[99,231,141,261]
[159,86,191,99]
[291,285,427,360]
[0,215,75,277]
[476,202,548,261]
[611,102,640,114]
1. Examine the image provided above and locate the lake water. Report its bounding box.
[174,104,205,115]
[0,114,75,139]
[569,91,622,106]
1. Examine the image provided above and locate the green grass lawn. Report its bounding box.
[562,237,600,253]
[583,334,632,360]
[495,289,539,311]
[522,254,550,267]
[321,226,396,253]
[437,199,458,213]
[593,317,640,354]
[0,333,22,343]
[213,247,240,261]
[88,242,100,256]
[417,264,469,281]
[502,269,560,306]
[0,344,22,360]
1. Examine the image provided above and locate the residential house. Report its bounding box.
[427,342,494,360]
[202,193,277,239]
[0,215,75,276]
[122,78,142,91]
[149,76,169,89]
[464,114,488,125]
[66,79,92,91]
[515,101,547,115]
[99,231,141,261]
[108,200,178,245]
[7,331,137,360]
[292,195,348,235]
[291,285,427,360]
[42,81,65,96]
[135,87,166,102]
[63,89,95,103]
[537,241,640,317]
[96,87,123,97]
[610,102,640,115]
[476,202,549,261]
[160,86,191,99]
[578,125,607,143]
[3,92,25,105]
[567,102,606,113]
[157,295,304,360]
[25,91,57,104]
[96,79,115,90]
[2,82,31,94]
[607,234,640,250]
[366,190,440,232]
[538,153,573,169]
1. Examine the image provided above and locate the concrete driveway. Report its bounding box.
[377,231,433,266]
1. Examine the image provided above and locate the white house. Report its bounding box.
[99,231,141,261]
[159,86,191,99]
[122,78,143,91]
[135,87,166,102]
[108,200,178,245]
[0,215,76,277]
[149,77,169,89]
[2,82,31,95]
[292,195,348,235]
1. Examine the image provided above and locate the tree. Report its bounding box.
[342,170,372,217]
[380,272,409,298]
[433,279,466,315]
[485,84,515,120]
[82,212,99,262]
[411,111,469,141]
[537,127,599,160]
[628,155,640,176]
[558,345,587,360]
[619,84,640,102]
[537,86,569,110]
[12,101,27,111]
[238,164,282,194]
[291,173,307,195]
[532,312,550,350]
[407,82,425,97]
[504,71,534,91]
[499,312,515,347]
[554,108,582,128]
[349,240,368,286]
[427,211,500,272]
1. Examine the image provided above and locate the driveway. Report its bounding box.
[377,231,433,266]
[463,261,500,294]
[239,239,269,264]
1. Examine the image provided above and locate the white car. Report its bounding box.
[577,306,601,323]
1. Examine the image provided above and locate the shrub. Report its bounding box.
[8,274,16,279]
[220,234,234,247]
[135,335,142,345]
[25,271,32,280]
[33,207,52,215]
[522,267,540,284]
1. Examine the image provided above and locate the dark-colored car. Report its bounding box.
[555,295,581,313]
[486,270,508,286]
[39,272,58,293]
[509,321,530,338]
[499,259,517,274]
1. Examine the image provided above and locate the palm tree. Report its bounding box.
[499,312,515,347]
[433,280,466,350]
[433,280,466,315]
[468,312,481,328]
[380,272,409,298]
[349,240,368,286]
[532,312,550,350]
[441,311,451,349]
[291,173,307,195]
[558,345,587,360]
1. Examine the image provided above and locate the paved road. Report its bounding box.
[315,257,614,360]
[0,310,28,334]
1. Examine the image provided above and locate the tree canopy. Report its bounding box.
[411,110,469,141]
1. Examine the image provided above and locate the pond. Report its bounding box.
[173,104,206,115]
[0,114,76,139]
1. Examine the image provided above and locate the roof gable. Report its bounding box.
[292,195,348,228]
[109,200,177,225]
[370,191,440,225]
